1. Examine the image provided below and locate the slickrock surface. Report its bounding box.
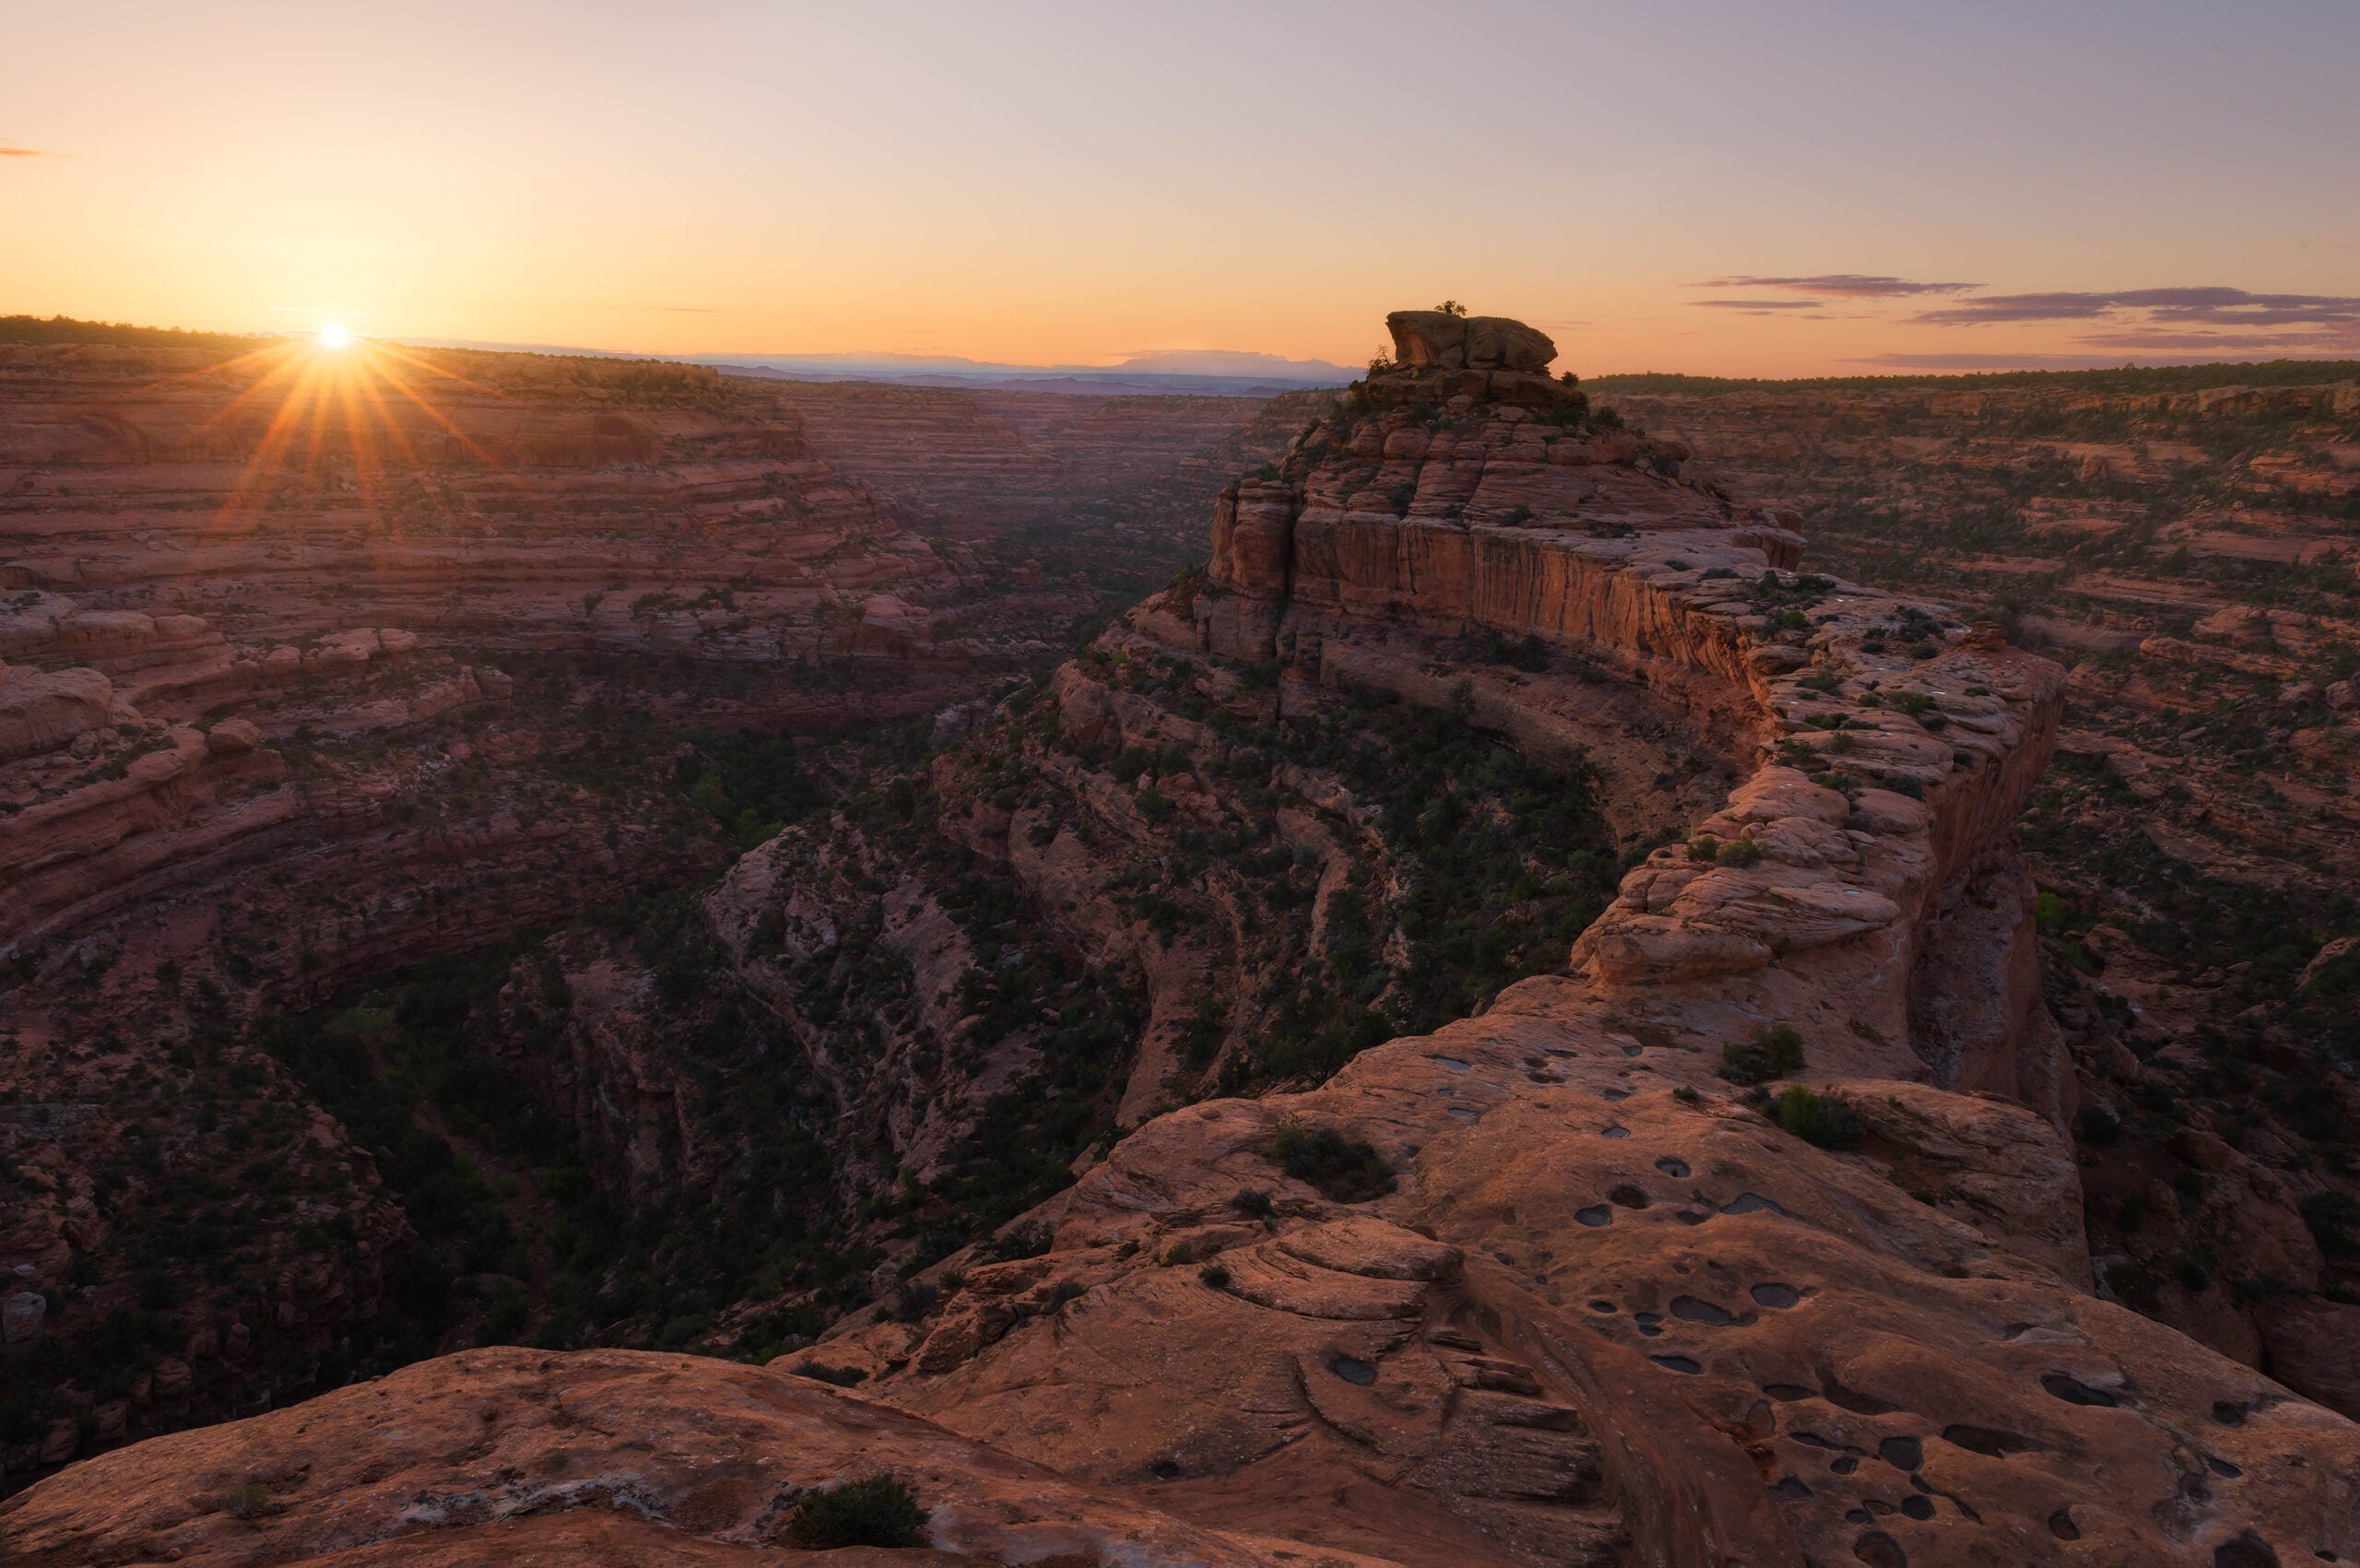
[0,1347,1378,1568]
[9,319,2357,1566]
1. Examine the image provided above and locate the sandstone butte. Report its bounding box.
[6,314,2354,1568]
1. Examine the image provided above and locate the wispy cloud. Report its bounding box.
[1913,286,2360,328]
[1698,274,1979,298]
[1689,299,1826,312]
[0,144,58,159]
[1849,351,2159,370]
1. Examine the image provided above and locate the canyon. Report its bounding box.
[3,312,2356,1567]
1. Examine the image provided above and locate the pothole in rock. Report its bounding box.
[1656,1156,1691,1178]
[1601,1125,1630,1139]
[1599,1087,1631,1102]
[1877,1436,1922,1470]
[1587,1300,1617,1314]
[1852,1530,1906,1568]
[1430,1056,1470,1072]
[1751,1282,1800,1309]
[1575,1205,1613,1227]
[1447,1106,1480,1120]
[1899,1496,1935,1521]
[1670,1295,1732,1326]
[1608,1184,1650,1208]
[1621,1044,1645,1057]
[1721,1192,1786,1216]
[1763,1383,1815,1401]
[1649,1354,1703,1374]
[1771,1476,1812,1500]
[1941,1424,2032,1458]
[1328,1355,1377,1386]
[1634,1312,1663,1338]
[2040,1373,2118,1408]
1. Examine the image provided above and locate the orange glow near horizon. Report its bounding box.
[156,334,524,541]
[6,4,2357,377]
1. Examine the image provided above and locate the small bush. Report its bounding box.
[2077,1106,2123,1148]
[1045,1279,1087,1310]
[1198,1263,1233,1290]
[791,1360,868,1388]
[1721,1023,1806,1086]
[1233,1189,1276,1220]
[221,1483,273,1521]
[1268,1120,1397,1203]
[1163,1241,1196,1267]
[2302,1192,2360,1256]
[1687,834,1720,862]
[789,1474,931,1550]
[979,1220,1054,1262]
[1672,1085,1701,1105]
[1772,1085,1865,1149]
[1720,837,1764,867]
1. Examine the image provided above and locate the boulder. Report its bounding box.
[3,1289,46,1342]
[206,718,263,756]
[0,666,113,761]
[1386,311,1557,372]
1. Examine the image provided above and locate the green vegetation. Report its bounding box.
[789,1475,930,1549]
[1769,1085,1866,1149]
[1722,1023,1807,1086]
[1268,1121,1396,1203]
[677,728,831,846]
[0,313,256,350]
[1198,1262,1233,1290]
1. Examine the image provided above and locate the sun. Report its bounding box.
[316,322,352,350]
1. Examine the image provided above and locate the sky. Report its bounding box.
[5,0,2358,377]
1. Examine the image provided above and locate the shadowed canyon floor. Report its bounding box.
[4,315,2357,1566]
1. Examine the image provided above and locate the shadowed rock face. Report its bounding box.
[7,318,2355,1567]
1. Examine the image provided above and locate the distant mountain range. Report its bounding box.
[399,340,1358,396]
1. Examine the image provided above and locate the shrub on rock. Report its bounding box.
[1268,1119,1398,1202]
[1773,1085,1865,1149]
[1721,1023,1806,1085]
[789,1473,930,1550]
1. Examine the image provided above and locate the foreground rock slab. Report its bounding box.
[0,1348,1386,1568]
